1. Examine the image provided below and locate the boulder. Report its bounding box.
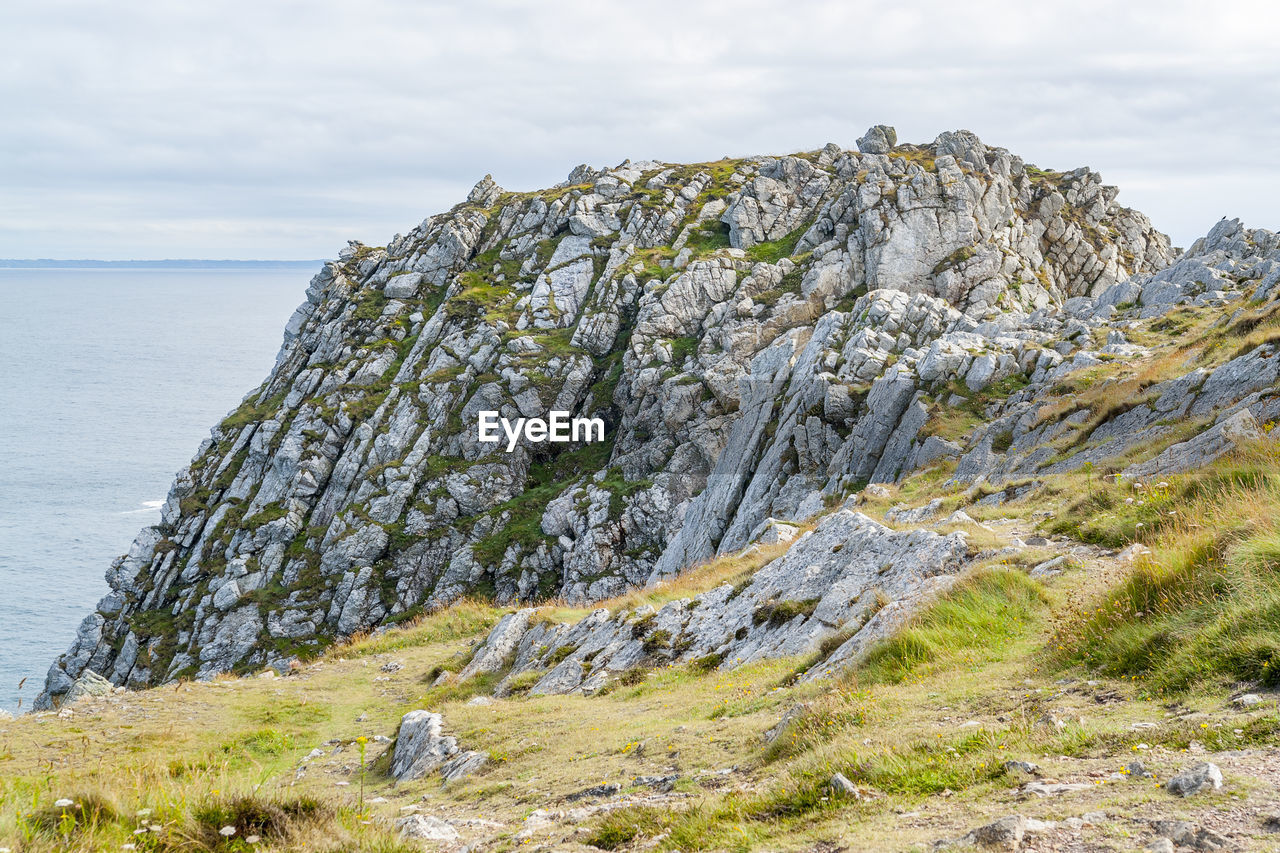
[828,772,859,796]
[1165,762,1223,797]
[395,814,459,842]
[1029,556,1068,579]
[440,750,488,784]
[383,272,423,299]
[856,125,897,154]
[1148,819,1231,851]
[460,610,533,679]
[390,711,459,781]
[942,815,1055,850]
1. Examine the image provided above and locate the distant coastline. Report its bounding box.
[0,258,323,270]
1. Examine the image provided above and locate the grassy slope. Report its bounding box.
[5,504,1280,851]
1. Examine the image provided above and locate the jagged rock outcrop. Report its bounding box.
[39,126,1176,707]
[390,710,487,783]
[455,507,972,695]
[946,217,1280,492]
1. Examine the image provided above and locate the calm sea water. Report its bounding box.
[0,268,307,712]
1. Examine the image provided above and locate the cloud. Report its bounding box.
[2,0,1278,256]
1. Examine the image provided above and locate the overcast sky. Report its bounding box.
[3,0,1278,259]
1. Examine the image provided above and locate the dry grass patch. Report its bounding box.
[536,533,810,626]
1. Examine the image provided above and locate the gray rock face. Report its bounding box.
[390,710,483,782]
[857,125,898,154]
[459,609,533,679]
[63,670,113,704]
[1123,409,1260,480]
[39,127,1178,706]
[937,216,1280,497]
[463,507,971,693]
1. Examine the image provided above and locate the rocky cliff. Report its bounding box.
[40,125,1184,706]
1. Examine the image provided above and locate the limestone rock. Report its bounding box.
[440,750,488,784]
[463,508,971,693]
[857,125,897,155]
[828,772,859,796]
[1148,819,1232,851]
[63,670,113,704]
[1124,409,1261,481]
[395,814,459,842]
[460,610,533,679]
[391,711,459,781]
[942,814,1055,850]
[1165,762,1223,797]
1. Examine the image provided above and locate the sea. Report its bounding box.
[0,266,310,712]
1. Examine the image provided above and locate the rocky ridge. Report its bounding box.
[40,124,1204,706]
[457,508,973,697]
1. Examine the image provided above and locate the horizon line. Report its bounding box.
[0,258,326,267]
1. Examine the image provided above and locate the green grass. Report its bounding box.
[469,440,623,567]
[744,226,806,264]
[469,480,566,566]
[352,290,388,321]
[1052,441,1280,694]
[854,567,1050,686]
[220,392,286,432]
[444,273,515,320]
[668,335,698,366]
[683,220,731,254]
[597,466,654,519]
[346,600,501,657]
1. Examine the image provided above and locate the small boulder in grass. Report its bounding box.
[1126,760,1153,779]
[1165,762,1223,797]
[395,814,459,841]
[1003,760,1039,775]
[828,772,859,796]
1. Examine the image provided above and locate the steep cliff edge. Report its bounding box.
[39,126,1175,706]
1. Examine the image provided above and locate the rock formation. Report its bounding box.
[456,507,972,697]
[41,125,1201,706]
